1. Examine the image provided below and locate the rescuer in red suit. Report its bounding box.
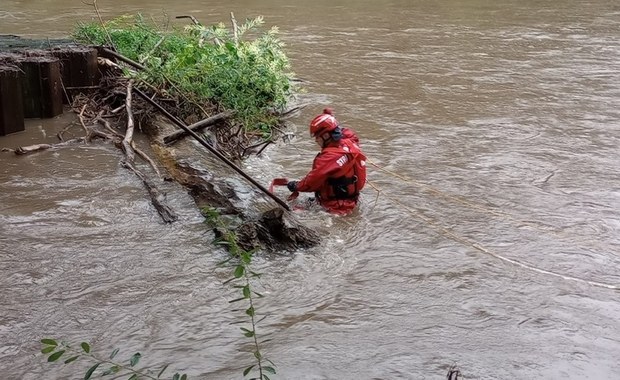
[287,108,367,215]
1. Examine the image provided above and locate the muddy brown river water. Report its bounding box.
[1,1,620,379]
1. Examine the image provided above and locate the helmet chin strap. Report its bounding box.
[319,132,333,147]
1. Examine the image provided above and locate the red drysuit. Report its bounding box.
[296,130,367,215]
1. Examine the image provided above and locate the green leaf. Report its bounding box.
[241,252,251,264]
[246,306,255,317]
[109,348,120,359]
[225,41,237,53]
[129,352,141,367]
[80,342,90,354]
[242,286,250,298]
[172,374,180,380]
[101,365,120,375]
[243,364,255,376]
[128,375,138,380]
[254,350,261,360]
[180,375,187,380]
[157,364,169,378]
[41,346,56,354]
[234,265,245,278]
[263,375,271,380]
[263,366,276,374]
[47,350,65,362]
[41,339,58,346]
[64,356,80,364]
[84,363,100,380]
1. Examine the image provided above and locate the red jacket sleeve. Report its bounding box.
[296,150,348,193]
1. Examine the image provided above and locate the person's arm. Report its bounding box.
[295,151,344,192]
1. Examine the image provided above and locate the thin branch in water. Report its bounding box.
[56,122,81,142]
[366,180,382,214]
[77,104,92,142]
[230,12,239,45]
[96,115,163,179]
[176,15,201,26]
[122,80,136,164]
[82,0,115,49]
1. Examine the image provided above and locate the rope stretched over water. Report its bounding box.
[366,160,620,290]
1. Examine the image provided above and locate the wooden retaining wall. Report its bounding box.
[0,66,25,135]
[0,36,100,136]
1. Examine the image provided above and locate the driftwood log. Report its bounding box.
[236,208,321,252]
[150,123,321,251]
[119,81,178,223]
[162,110,234,145]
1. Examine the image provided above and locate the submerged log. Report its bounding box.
[150,148,240,216]
[150,134,321,251]
[123,160,178,223]
[237,208,321,252]
[0,66,25,135]
[120,81,177,223]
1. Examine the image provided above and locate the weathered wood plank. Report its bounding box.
[0,66,25,135]
[19,56,63,118]
[51,47,100,103]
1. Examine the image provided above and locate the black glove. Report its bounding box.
[287,181,298,192]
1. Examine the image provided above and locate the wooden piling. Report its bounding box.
[51,47,100,103]
[0,65,25,135]
[19,56,63,118]
[0,38,107,130]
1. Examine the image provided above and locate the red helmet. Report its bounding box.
[309,108,339,137]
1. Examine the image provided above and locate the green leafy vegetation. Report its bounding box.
[72,13,297,132]
[203,206,277,380]
[40,339,187,379]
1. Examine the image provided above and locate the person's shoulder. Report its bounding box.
[342,127,360,144]
[322,140,359,156]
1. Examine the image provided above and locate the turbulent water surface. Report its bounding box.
[1,1,620,379]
